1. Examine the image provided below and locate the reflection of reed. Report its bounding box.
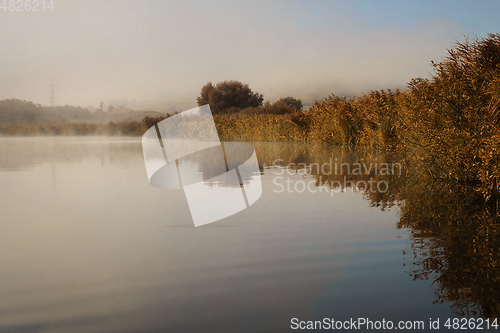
[397,174,500,319]
[5,138,499,319]
[252,141,406,210]
[253,141,500,318]
[178,143,258,188]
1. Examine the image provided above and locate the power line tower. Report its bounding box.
[47,81,56,106]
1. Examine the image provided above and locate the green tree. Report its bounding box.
[196,80,264,113]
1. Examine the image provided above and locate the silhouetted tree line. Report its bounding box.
[0,99,170,127]
[0,99,93,125]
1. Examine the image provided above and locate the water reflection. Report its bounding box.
[0,137,142,171]
[1,137,499,331]
[256,142,500,320]
[287,144,500,320]
[397,178,500,319]
[253,142,405,211]
[178,139,500,319]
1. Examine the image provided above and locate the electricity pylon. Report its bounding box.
[47,81,56,106]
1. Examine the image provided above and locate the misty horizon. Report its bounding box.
[2,0,500,111]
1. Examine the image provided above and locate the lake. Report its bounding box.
[0,137,498,332]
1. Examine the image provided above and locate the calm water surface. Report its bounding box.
[0,137,497,332]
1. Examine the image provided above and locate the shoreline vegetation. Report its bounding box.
[2,34,500,197]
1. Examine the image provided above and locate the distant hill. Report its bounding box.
[0,99,168,125]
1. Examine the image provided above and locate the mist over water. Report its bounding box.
[3,137,489,332]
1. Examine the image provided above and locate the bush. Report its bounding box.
[274,97,303,111]
[196,80,263,114]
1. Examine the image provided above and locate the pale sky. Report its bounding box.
[1,0,500,110]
